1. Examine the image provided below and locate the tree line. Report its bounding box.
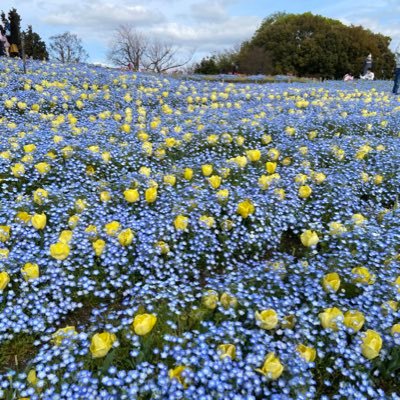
[195,12,395,79]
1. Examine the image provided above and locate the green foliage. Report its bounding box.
[194,50,238,75]
[0,333,38,373]
[244,12,395,79]
[23,25,49,61]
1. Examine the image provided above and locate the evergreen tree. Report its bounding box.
[8,8,21,49]
[23,25,49,60]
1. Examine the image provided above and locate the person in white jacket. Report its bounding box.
[393,43,400,94]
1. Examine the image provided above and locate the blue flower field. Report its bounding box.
[0,58,399,399]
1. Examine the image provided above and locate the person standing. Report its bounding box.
[363,54,372,75]
[393,44,400,95]
[0,27,6,57]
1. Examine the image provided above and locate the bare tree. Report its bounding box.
[142,39,193,73]
[107,25,147,70]
[49,32,88,63]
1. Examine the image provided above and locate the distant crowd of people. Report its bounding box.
[342,47,400,95]
[0,22,19,58]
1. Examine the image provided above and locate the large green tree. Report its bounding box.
[243,12,394,79]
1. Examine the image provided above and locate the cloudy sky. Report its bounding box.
[1,0,399,65]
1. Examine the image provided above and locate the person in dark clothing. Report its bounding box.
[363,54,372,75]
[393,44,400,95]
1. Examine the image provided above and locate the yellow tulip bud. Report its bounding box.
[391,324,400,336]
[0,226,11,242]
[246,149,261,162]
[145,187,157,203]
[208,175,221,189]
[322,272,340,292]
[50,242,70,260]
[174,215,188,230]
[343,310,365,332]
[319,307,343,331]
[255,352,284,380]
[90,332,116,358]
[168,365,188,386]
[202,290,218,310]
[220,292,238,309]
[183,168,193,180]
[352,267,375,285]
[237,199,255,219]
[105,221,120,236]
[361,330,382,359]
[52,326,77,346]
[132,313,157,335]
[124,189,140,203]
[118,228,134,246]
[265,161,276,174]
[255,309,278,330]
[201,164,213,176]
[21,263,39,281]
[218,344,236,360]
[0,271,10,290]
[298,185,312,199]
[300,230,319,247]
[296,344,316,362]
[31,213,47,230]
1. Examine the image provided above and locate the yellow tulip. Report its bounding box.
[218,344,236,360]
[174,215,188,230]
[155,241,170,255]
[296,344,316,362]
[52,326,77,346]
[0,271,10,290]
[124,189,140,203]
[265,161,276,174]
[0,226,10,242]
[11,163,25,177]
[33,188,48,205]
[93,239,106,256]
[68,215,80,229]
[183,168,193,180]
[100,191,111,202]
[220,292,238,309]
[352,213,366,225]
[199,215,215,228]
[361,330,382,359]
[237,199,255,218]
[300,230,319,247]
[319,307,343,331]
[255,309,279,330]
[163,174,176,186]
[35,162,50,174]
[391,324,400,336]
[145,187,157,203]
[105,221,120,236]
[31,213,47,230]
[50,242,70,260]
[202,290,218,310]
[118,228,134,246]
[90,332,116,358]
[201,164,213,176]
[132,313,157,335]
[343,310,365,332]
[59,230,73,243]
[168,365,188,386]
[246,149,261,162]
[256,352,284,380]
[352,267,375,285]
[27,369,38,386]
[21,263,39,281]
[208,175,221,189]
[322,272,341,292]
[298,185,312,199]
[329,222,347,236]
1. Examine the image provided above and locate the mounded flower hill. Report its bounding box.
[0,58,399,399]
